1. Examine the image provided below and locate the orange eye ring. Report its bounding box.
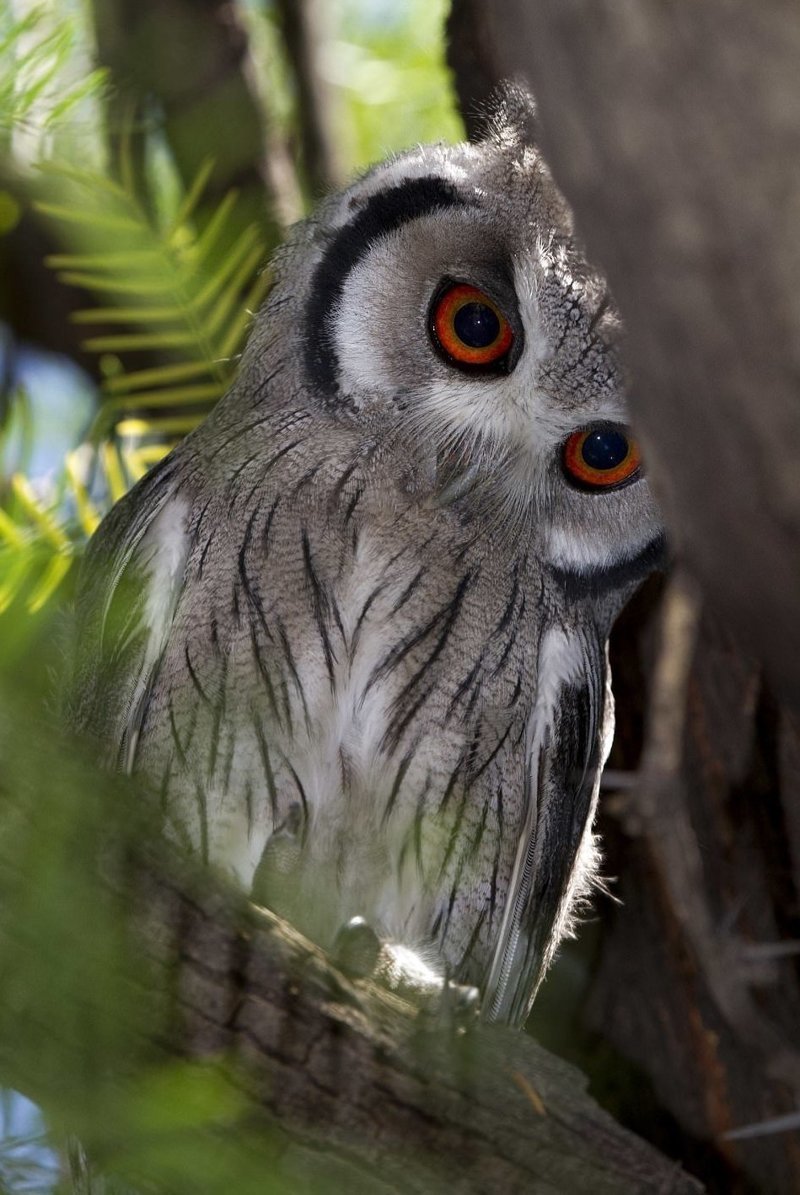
[563,424,642,490]
[430,282,514,370]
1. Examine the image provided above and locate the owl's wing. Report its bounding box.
[481,626,611,1027]
[67,453,193,773]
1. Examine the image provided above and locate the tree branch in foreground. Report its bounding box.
[130,857,703,1194]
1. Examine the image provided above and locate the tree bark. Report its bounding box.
[126,858,703,1195]
[595,585,800,1193]
[446,5,800,1191]
[445,0,513,141]
[450,0,800,708]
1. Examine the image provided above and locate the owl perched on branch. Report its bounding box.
[70,90,662,1027]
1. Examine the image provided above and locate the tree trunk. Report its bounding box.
[597,584,800,1193]
[450,0,800,709]
[272,0,343,198]
[91,0,301,239]
[446,4,800,1191]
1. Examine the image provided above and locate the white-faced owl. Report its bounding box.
[69,92,662,1025]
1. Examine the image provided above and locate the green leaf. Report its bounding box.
[71,305,189,325]
[191,222,261,310]
[56,271,177,296]
[219,269,271,358]
[166,156,215,239]
[36,201,142,232]
[44,67,109,125]
[205,242,265,341]
[102,361,216,395]
[190,189,240,268]
[82,331,201,352]
[39,158,269,449]
[45,250,163,270]
[106,383,224,411]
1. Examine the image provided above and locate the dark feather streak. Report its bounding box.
[274,616,310,729]
[382,750,415,826]
[184,644,211,706]
[252,714,279,821]
[301,529,337,689]
[249,625,281,726]
[457,907,488,974]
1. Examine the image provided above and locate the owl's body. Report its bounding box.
[71,95,662,1024]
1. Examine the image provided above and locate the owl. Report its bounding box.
[69,91,663,1027]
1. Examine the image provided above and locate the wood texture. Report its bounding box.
[598,591,800,1193]
[135,859,703,1194]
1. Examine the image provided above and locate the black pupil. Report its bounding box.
[453,300,500,349]
[581,428,630,471]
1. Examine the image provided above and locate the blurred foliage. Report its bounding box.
[0,465,79,615]
[0,0,462,1189]
[244,0,462,176]
[0,652,294,1194]
[37,156,271,447]
[331,0,462,170]
[0,152,270,613]
[0,4,107,152]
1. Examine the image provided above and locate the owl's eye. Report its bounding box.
[562,423,641,490]
[430,282,514,370]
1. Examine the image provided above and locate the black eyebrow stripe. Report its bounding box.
[304,176,471,398]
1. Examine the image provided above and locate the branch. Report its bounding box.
[91,0,302,238]
[134,858,702,1194]
[273,0,343,196]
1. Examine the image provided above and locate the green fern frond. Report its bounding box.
[101,362,217,395]
[0,6,107,144]
[0,475,76,614]
[0,430,172,616]
[36,158,270,449]
[64,451,101,537]
[2,41,273,622]
[1,155,271,622]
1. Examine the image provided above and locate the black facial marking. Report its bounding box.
[304,176,470,399]
[549,532,668,601]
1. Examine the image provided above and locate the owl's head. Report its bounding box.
[239,89,662,581]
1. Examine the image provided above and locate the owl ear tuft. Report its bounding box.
[473,82,538,150]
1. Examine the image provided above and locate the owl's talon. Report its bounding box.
[451,981,481,1021]
[424,974,481,1031]
[333,915,382,979]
